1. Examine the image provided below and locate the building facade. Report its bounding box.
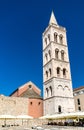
[43,11,75,115]
[73,86,84,112]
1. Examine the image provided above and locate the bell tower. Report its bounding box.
[43,11,75,115]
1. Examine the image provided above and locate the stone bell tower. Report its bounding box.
[43,11,75,115]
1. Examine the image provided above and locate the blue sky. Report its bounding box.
[0,0,84,96]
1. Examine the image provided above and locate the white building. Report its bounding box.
[43,11,75,115]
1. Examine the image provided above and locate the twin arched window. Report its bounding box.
[55,49,65,61]
[45,50,51,62]
[56,67,67,77]
[58,85,69,90]
[54,32,63,44]
[46,68,67,78]
[46,86,52,98]
[45,49,65,63]
[45,68,52,78]
[44,34,51,47]
[44,33,63,47]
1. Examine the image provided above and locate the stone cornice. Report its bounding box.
[44,96,74,101]
[43,24,66,37]
[43,58,69,67]
[43,77,71,84]
[43,41,67,52]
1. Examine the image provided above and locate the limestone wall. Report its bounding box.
[0,95,28,115]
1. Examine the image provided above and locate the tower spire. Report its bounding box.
[49,11,58,25]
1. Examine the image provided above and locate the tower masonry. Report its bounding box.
[43,11,75,115]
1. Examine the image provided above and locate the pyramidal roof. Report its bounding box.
[49,11,58,25]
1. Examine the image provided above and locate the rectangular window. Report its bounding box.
[78,106,81,111]
[77,98,80,105]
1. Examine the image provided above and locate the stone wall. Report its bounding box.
[0,95,28,115]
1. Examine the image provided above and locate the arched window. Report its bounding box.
[64,86,70,91]
[55,49,59,59]
[29,85,32,89]
[46,71,48,78]
[58,85,62,88]
[49,68,51,77]
[63,68,66,77]
[48,50,51,59]
[54,32,58,43]
[61,50,64,61]
[58,105,62,113]
[46,88,49,97]
[49,86,52,96]
[57,85,63,91]
[45,53,48,61]
[59,34,63,44]
[48,34,50,42]
[57,67,60,76]
[45,38,47,45]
